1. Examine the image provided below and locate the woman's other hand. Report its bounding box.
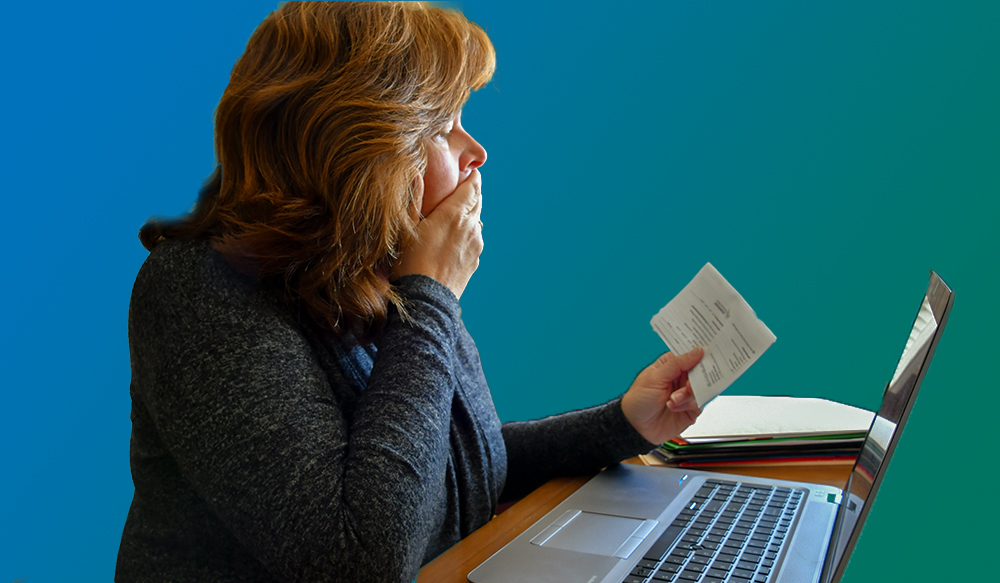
[621,347,705,445]
[392,169,483,300]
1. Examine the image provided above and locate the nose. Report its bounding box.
[462,133,487,170]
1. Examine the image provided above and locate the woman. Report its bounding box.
[116,3,703,582]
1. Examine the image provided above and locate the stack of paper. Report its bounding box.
[644,396,875,468]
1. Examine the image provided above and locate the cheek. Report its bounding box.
[420,149,458,216]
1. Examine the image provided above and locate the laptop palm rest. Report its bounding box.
[468,464,695,583]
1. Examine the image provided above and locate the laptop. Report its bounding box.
[469,271,953,583]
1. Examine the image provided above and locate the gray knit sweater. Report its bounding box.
[116,239,653,583]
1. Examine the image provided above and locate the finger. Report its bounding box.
[412,176,426,221]
[466,169,483,218]
[679,406,703,426]
[453,168,482,214]
[668,386,692,406]
[424,169,481,219]
[667,386,700,411]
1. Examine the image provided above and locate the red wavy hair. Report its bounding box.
[140,1,495,340]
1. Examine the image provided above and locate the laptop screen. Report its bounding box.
[821,271,954,583]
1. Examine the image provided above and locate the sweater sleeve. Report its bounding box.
[499,397,655,502]
[128,245,462,583]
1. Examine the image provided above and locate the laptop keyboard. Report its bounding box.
[622,478,804,583]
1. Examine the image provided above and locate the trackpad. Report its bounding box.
[534,511,649,557]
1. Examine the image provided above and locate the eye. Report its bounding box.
[434,119,457,141]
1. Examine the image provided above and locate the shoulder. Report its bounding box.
[133,238,258,311]
[128,239,331,416]
[129,238,302,356]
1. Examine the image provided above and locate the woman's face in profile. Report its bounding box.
[420,113,487,217]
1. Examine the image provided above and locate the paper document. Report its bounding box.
[651,263,776,407]
[680,396,875,441]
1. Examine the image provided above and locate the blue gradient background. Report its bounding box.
[2,1,997,581]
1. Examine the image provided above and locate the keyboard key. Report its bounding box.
[642,524,685,561]
[693,547,714,558]
[630,566,654,577]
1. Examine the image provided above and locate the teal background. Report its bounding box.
[1,1,996,581]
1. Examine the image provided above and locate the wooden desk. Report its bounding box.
[417,460,851,583]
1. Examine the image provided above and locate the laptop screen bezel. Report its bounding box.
[820,271,954,583]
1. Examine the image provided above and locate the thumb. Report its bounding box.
[649,347,704,382]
